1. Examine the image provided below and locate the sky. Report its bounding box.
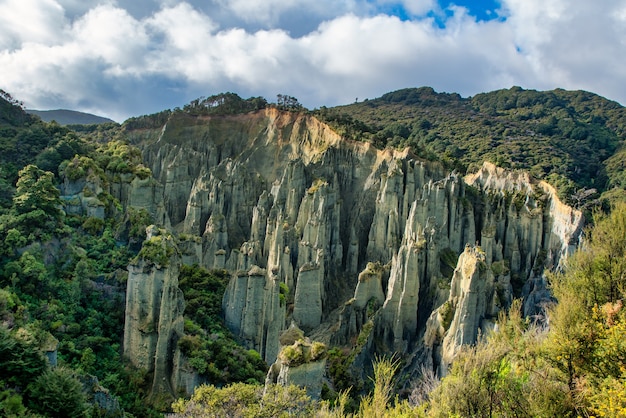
[1,0,626,122]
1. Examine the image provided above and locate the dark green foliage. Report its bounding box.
[0,327,48,389]
[179,265,229,332]
[123,110,172,130]
[314,107,374,142]
[275,94,303,111]
[134,233,175,267]
[317,87,626,202]
[327,347,361,395]
[438,248,458,279]
[67,121,120,133]
[0,146,143,415]
[183,93,268,116]
[177,265,268,385]
[127,207,152,240]
[35,132,91,176]
[58,154,104,182]
[0,94,79,209]
[92,139,151,180]
[0,86,624,416]
[14,165,63,229]
[0,388,27,416]
[279,282,289,306]
[0,90,30,127]
[27,367,88,417]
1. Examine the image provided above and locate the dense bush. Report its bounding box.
[177,265,268,385]
[183,93,268,116]
[27,367,89,417]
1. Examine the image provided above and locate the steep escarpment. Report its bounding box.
[121,108,583,394]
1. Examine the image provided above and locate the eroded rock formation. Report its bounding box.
[123,226,191,397]
[120,108,584,394]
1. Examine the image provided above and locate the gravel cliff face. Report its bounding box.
[121,108,584,394]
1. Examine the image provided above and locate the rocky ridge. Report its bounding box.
[114,108,583,396]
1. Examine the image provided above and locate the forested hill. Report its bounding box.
[0,93,94,208]
[27,109,116,126]
[315,86,626,205]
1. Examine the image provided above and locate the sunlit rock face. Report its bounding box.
[122,108,583,389]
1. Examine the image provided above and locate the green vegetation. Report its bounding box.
[0,94,277,416]
[316,86,626,204]
[177,265,267,385]
[171,356,416,418]
[0,95,163,416]
[172,381,317,417]
[278,339,327,366]
[439,301,454,331]
[279,282,289,306]
[134,232,176,267]
[123,110,172,130]
[0,93,93,208]
[490,260,510,276]
[183,92,268,116]
[170,205,626,417]
[96,139,152,178]
[27,367,89,417]
[1,85,626,416]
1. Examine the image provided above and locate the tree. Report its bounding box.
[27,367,88,417]
[0,90,24,109]
[0,327,48,390]
[276,94,303,111]
[13,165,63,230]
[539,203,626,412]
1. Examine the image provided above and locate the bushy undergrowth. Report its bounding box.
[177,265,268,385]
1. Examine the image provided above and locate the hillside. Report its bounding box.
[316,86,626,205]
[0,87,624,417]
[27,109,117,125]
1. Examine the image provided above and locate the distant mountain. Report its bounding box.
[27,108,116,125]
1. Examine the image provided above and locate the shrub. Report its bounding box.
[0,327,47,389]
[172,382,316,417]
[27,367,88,417]
[311,341,327,361]
[280,344,303,366]
[134,234,175,267]
[439,301,454,331]
[82,216,105,235]
[491,260,510,276]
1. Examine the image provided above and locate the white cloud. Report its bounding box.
[501,0,626,98]
[387,0,439,16]
[0,0,67,49]
[1,0,625,121]
[214,0,365,27]
[143,3,219,78]
[72,4,150,72]
[218,0,300,25]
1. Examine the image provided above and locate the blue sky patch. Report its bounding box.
[440,0,502,21]
[379,1,503,28]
